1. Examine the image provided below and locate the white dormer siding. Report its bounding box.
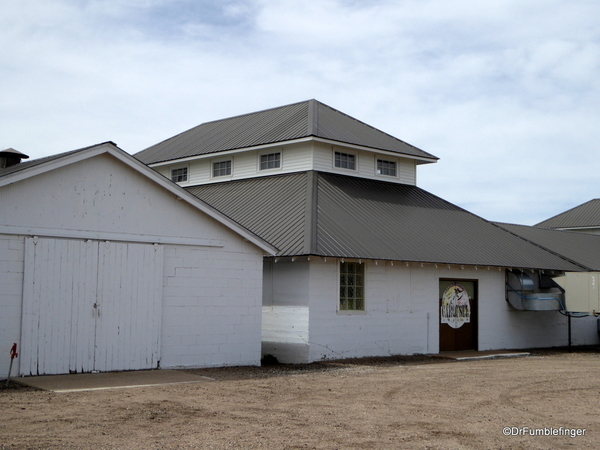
[152,139,420,187]
[311,141,417,185]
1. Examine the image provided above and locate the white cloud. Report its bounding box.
[1,0,600,224]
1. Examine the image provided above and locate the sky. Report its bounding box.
[2,0,599,225]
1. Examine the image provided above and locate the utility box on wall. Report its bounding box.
[553,272,600,315]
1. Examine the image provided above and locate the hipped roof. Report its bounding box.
[496,222,600,271]
[135,100,438,165]
[186,171,584,271]
[536,199,600,229]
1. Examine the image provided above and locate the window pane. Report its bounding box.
[334,152,356,170]
[171,167,188,182]
[339,261,365,311]
[340,274,347,286]
[213,160,232,177]
[377,159,396,176]
[260,152,281,170]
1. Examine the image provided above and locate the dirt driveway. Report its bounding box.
[1,350,598,449]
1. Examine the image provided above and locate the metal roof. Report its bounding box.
[0,145,102,179]
[186,171,584,271]
[536,199,600,229]
[135,100,438,165]
[186,172,309,255]
[496,222,600,271]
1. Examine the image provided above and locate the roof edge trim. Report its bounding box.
[147,135,438,168]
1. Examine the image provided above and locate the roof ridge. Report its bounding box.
[313,101,438,160]
[307,99,318,136]
[136,99,439,164]
[199,99,311,127]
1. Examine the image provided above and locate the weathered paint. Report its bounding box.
[20,238,163,375]
[0,149,267,378]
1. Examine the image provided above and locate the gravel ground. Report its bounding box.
[1,347,599,449]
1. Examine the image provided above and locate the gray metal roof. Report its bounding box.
[135,100,438,165]
[536,199,600,229]
[186,172,309,255]
[186,171,584,271]
[496,222,600,271]
[0,144,114,179]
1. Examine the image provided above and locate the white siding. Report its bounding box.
[312,142,417,185]
[155,141,418,187]
[159,142,315,187]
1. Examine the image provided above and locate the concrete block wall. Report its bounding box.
[307,259,439,362]
[0,234,25,379]
[160,244,264,369]
[269,259,600,364]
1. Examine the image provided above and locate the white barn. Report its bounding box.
[136,99,600,363]
[0,142,275,378]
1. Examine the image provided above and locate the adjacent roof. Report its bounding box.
[0,146,87,178]
[187,171,584,271]
[496,222,600,271]
[135,100,438,165]
[0,143,276,255]
[536,199,600,229]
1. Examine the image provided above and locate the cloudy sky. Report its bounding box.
[2,0,599,225]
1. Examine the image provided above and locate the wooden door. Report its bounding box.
[94,241,163,372]
[21,238,163,376]
[439,279,477,352]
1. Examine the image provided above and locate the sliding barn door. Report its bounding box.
[20,238,163,376]
[94,241,164,372]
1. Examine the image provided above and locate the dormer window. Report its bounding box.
[334,151,356,170]
[376,159,397,177]
[213,160,232,177]
[171,167,188,182]
[260,152,281,170]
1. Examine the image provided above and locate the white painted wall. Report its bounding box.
[477,269,598,350]
[307,259,438,362]
[161,244,263,369]
[264,259,599,364]
[0,152,266,377]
